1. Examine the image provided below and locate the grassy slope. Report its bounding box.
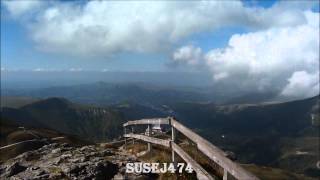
[1,97,126,142]
[0,120,91,162]
[169,96,319,178]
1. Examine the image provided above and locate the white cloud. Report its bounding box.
[29,1,249,56]
[2,0,317,57]
[32,68,62,72]
[33,68,46,72]
[281,71,319,98]
[2,0,45,17]
[69,68,83,72]
[213,72,229,81]
[31,68,84,72]
[172,45,203,66]
[206,12,319,79]
[2,1,319,99]
[173,11,319,98]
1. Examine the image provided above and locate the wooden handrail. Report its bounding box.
[124,133,170,147]
[123,133,214,180]
[171,142,214,180]
[170,118,258,180]
[123,117,259,180]
[123,118,170,126]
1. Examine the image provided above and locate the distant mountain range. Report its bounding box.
[2,82,281,106]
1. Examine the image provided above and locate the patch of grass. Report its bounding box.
[48,166,63,174]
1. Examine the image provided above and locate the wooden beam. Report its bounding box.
[131,126,135,144]
[124,133,170,148]
[123,118,259,180]
[148,124,151,151]
[170,118,259,180]
[124,127,127,149]
[223,168,228,180]
[171,125,176,165]
[124,133,214,179]
[123,118,170,126]
[171,142,215,180]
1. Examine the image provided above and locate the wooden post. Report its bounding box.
[131,126,135,144]
[124,127,127,150]
[171,119,176,166]
[147,124,151,152]
[223,168,228,180]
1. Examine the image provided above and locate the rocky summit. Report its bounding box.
[0,143,152,180]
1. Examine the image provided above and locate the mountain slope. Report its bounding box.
[0,119,92,161]
[171,96,318,136]
[168,96,319,177]
[1,98,125,142]
[0,96,40,108]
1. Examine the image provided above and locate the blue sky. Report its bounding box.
[1,0,278,72]
[0,0,319,98]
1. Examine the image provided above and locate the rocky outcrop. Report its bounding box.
[0,143,153,180]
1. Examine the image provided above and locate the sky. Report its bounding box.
[1,0,319,99]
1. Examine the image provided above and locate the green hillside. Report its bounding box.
[1,98,125,142]
[169,96,319,178]
[0,119,91,161]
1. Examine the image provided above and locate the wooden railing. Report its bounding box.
[123,117,259,180]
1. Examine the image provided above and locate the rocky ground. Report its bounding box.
[0,142,155,180]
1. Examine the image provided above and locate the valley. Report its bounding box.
[1,94,319,179]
